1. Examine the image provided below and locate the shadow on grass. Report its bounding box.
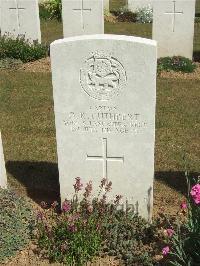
[194,51,200,62]
[155,171,200,195]
[6,160,60,205]
[6,160,199,204]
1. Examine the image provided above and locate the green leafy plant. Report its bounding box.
[161,174,200,265]
[112,7,137,22]
[36,178,159,265]
[41,0,62,21]
[0,35,48,63]
[158,56,196,73]
[0,189,33,263]
[135,5,153,23]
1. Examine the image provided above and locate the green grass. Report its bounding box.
[0,71,199,201]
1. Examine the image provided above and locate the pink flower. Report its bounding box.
[105,180,112,192]
[68,224,77,232]
[166,228,174,237]
[84,181,93,198]
[162,246,170,256]
[190,184,200,205]
[100,178,107,189]
[73,177,83,193]
[62,200,71,212]
[180,202,187,210]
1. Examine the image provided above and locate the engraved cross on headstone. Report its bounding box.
[73,0,91,29]
[164,0,183,32]
[9,0,25,31]
[86,138,124,178]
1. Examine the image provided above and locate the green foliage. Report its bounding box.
[0,189,33,263]
[0,36,48,63]
[162,174,200,265]
[40,0,62,21]
[102,212,158,265]
[36,178,159,265]
[135,5,153,23]
[39,5,52,20]
[112,8,137,22]
[158,56,197,73]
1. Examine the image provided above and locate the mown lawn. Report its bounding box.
[0,13,200,206]
[40,19,200,57]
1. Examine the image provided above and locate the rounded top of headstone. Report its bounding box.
[50,34,157,47]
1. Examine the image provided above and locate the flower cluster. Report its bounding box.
[135,5,153,24]
[190,184,200,205]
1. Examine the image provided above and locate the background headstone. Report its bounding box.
[1,0,41,43]
[51,35,157,220]
[0,132,7,189]
[62,0,104,37]
[0,0,2,34]
[153,0,196,59]
[128,0,153,12]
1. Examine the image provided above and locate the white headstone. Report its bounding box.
[104,0,109,10]
[0,132,7,189]
[62,0,104,38]
[153,0,195,59]
[51,35,157,220]
[128,0,153,12]
[0,0,2,33]
[1,0,41,43]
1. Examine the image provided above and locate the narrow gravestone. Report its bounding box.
[51,35,157,220]
[1,0,41,43]
[0,0,2,34]
[0,132,7,189]
[128,0,153,12]
[62,0,104,38]
[153,0,195,59]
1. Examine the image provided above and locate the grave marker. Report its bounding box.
[62,0,104,37]
[0,132,7,189]
[1,0,41,43]
[153,0,195,59]
[51,35,157,220]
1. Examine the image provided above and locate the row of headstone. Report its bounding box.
[0,0,109,42]
[0,131,7,189]
[0,0,196,59]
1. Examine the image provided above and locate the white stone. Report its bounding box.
[104,0,109,11]
[51,35,157,221]
[153,0,195,59]
[1,0,41,43]
[128,0,153,12]
[62,0,104,38]
[0,131,7,189]
[0,0,2,33]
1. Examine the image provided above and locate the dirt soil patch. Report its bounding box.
[21,58,200,80]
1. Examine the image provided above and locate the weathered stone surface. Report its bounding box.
[51,35,157,220]
[1,0,41,43]
[153,0,195,59]
[62,0,104,37]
